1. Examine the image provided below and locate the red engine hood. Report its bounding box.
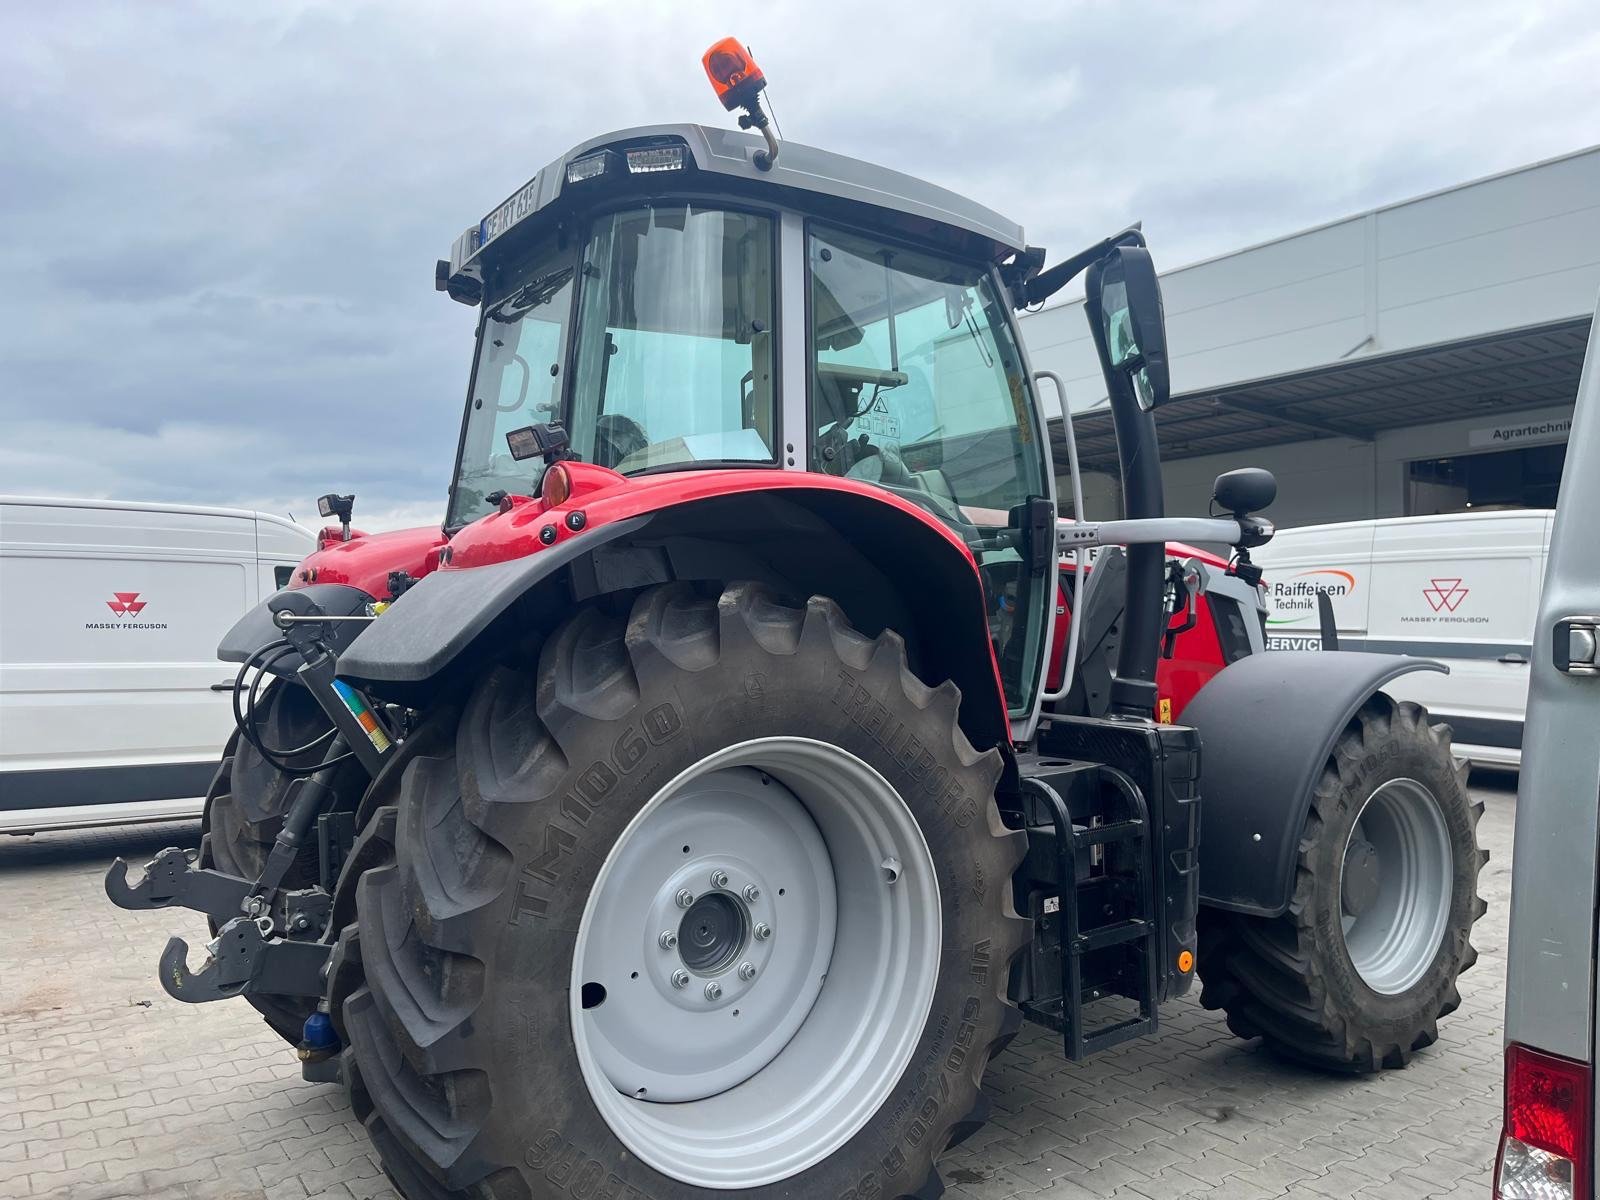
[289,524,448,600]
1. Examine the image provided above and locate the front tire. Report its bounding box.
[1197,695,1486,1072]
[340,581,1027,1198]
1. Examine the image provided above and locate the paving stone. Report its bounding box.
[1,780,1516,1198]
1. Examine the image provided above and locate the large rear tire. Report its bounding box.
[1197,695,1486,1072]
[338,581,1028,1198]
[201,678,363,1043]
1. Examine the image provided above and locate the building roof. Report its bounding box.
[1024,145,1600,472]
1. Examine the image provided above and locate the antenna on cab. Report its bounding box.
[702,37,779,171]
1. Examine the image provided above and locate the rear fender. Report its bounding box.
[1183,650,1446,917]
[337,485,1011,752]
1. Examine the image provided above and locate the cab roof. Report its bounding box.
[445,123,1029,283]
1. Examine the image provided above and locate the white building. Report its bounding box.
[1023,146,1600,528]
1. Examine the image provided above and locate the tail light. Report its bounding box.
[1496,1043,1591,1199]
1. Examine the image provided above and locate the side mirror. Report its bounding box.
[1087,244,1170,410]
[1213,467,1277,516]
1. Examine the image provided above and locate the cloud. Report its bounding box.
[3,0,1596,529]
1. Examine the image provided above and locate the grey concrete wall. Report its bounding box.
[1024,146,1600,418]
[1058,401,1577,527]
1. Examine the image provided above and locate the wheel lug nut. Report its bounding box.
[738,961,756,981]
[754,922,772,941]
[675,889,694,909]
[671,969,690,989]
[704,981,723,1001]
[743,884,760,902]
[710,869,729,889]
[659,930,678,950]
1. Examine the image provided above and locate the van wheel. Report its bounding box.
[338,581,1028,1198]
[1197,695,1486,1072]
[200,678,363,1042]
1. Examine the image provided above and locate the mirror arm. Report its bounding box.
[1058,516,1248,551]
[1019,224,1145,308]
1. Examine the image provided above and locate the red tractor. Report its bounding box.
[109,41,1484,1199]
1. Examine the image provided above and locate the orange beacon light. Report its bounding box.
[702,38,766,111]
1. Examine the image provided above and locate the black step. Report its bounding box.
[1075,919,1151,953]
[1072,818,1144,848]
[1081,1013,1157,1056]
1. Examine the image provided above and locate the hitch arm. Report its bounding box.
[158,917,330,1003]
[104,848,250,923]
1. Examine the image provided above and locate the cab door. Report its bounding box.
[803,225,1057,738]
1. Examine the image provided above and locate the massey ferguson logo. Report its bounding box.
[85,592,167,631]
[106,591,147,617]
[1422,578,1469,613]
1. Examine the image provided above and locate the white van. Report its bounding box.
[1256,509,1552,768]
[0,497,315,833]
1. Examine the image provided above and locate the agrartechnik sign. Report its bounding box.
[1468,417,1571,449]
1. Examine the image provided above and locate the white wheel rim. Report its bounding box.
[570,737,941,1189]
[1339,777,1453,995]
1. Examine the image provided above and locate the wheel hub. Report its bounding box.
[1341,837,1381,918]
[579,766,834,1102]
[1338,778,1453,995]
[678,891,749,975]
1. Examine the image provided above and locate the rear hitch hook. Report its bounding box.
[104,847,194,911]
[157,936,247,1004]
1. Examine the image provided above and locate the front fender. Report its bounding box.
[1184,650,1446,917]
[337,478,1010,752]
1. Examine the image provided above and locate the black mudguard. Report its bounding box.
[218,583,374,675]
[1183,650,1446,918]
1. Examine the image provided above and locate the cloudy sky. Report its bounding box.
[3,1,1596,530]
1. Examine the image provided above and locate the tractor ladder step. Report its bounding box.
[1018,769,1161,1062]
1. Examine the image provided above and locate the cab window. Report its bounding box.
[568,205,776,472]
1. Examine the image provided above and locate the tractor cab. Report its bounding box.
[439,121,1059,725]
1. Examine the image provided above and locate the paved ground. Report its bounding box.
[0,774,1515,1200]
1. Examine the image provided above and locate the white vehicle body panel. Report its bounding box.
[1500,293,1600,1189]
[1257,509,1551,766]
[0,497,314,833]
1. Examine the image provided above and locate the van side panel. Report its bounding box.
[1259,510,1547,766]
[0,500,314,823]
[1259,520,1375,650]
[1368,512,1543,765]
